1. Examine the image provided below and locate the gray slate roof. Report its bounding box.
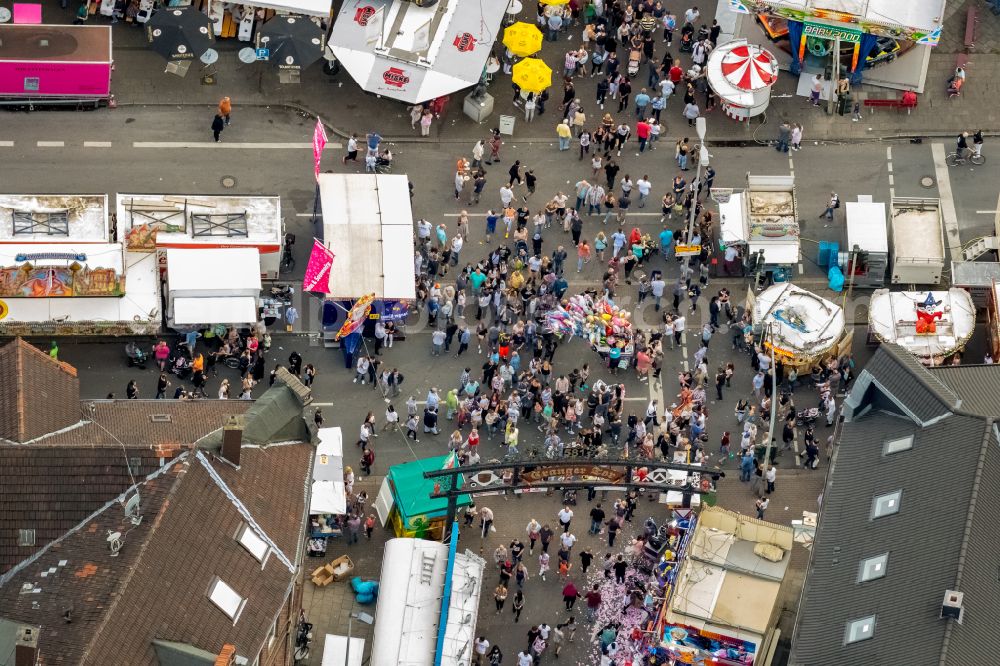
[791,344,1000,666]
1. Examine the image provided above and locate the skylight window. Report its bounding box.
[237,523,269,562]
[883,435,913,455]
[208,577,246,622]
[844,616,876,644]
[858,553,889,582]
[871,490,901,519]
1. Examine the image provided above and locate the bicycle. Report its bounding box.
[945,150,985,166]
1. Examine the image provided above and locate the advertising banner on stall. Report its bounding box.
[303,238,335,293]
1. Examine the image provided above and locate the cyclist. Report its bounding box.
[973,129,984,159]
[956,131,970,160]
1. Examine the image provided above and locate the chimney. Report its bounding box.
[221,416,245,467]
[15,625,39,666]
[214,644,236,666]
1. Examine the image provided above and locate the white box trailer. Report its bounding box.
[719,174,800,278]
[890,196,944,285]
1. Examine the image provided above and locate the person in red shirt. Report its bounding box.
[636,119,651,152]
[669,60,684,84]
[584,584,602,623]
[562,581,579,610]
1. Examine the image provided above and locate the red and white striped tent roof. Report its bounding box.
[720,43,778,91]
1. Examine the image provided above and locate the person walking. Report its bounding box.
[481,506,495,538]
[755,496,769,519]
[556,119,572,151]
[585,583,602,623]
[775,121,790,153]
[512,590,525,622]
[562,580,579,610]
[211,114,225,142]
[613,554,628,583]
[820,192,840,220]
[558,505,574,532]
[343,133,359,164]
[495,583,509,613]
[791,123,803,151]
[218,96,232,125]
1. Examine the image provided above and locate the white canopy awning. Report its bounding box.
[166,247,262,297]
[314,427,344,482]
[311,480,347,515]
[329,0,508,104]
[171,296,258,325]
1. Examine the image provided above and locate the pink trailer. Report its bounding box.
[0,24,112,106]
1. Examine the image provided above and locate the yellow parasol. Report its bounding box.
[502,21,543,58]
[512,57,553,94]
[538,0,570,5]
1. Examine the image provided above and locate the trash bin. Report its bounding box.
[837,94,851,116]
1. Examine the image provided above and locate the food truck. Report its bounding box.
[0,25,112,106]
[868,289,976,366]
[719,174,800,283]
[890,196,944,285]
[751,282,849,371]
[0,194,158,335]
[840,196,888,288]
[116,193,285,279]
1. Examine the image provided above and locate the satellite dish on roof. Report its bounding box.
[122,493,143,526]
[107,531,123,557]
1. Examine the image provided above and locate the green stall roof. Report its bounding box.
[388,455,473,521]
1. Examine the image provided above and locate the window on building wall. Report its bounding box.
[858,553,889,582]
[236,523,269,562]
[208,577,246,622]
[883,435,913,455]
[844,615,876,644]
[870,490,901,519]
[18,529,35,547]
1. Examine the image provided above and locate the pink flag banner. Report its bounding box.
[302,239,335,293]
[312,117,328,181]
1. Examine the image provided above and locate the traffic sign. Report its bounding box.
[255,48,270,60]
[675,244,702,257]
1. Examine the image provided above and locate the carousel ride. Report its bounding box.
[868,289,976,365]
[753,283,848,370]
[704,39,779,122]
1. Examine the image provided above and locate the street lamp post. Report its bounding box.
[685,117,709,272]
[344,609,374,666]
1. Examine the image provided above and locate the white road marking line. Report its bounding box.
[132,141,343,149]
[0,141,13,147]
[931,142,963,256]
[886,162,893,173]
[888,174,894,186]
[84,141,113,147]
[975,210,997,214]
[295,213,319,217]
[886,146,892,160]
[312,402,335,406]
[36,141,64,147]
[798,263,804,274]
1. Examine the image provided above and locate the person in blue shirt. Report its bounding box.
[659,227,674,258]
[485,210,498,242]
[634,88,651,118]
[366,131,382,153]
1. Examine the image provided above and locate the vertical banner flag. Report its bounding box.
[335,293,376,340]
[313,117,328,181]
[302,238,336,293]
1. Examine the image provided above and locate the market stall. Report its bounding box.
[318,173,415,347]
[164,247,261,329]
[308,427,347,559]
[752,282,849,370]
[705,39,779,121]
[0,194,158,336]
[370,538,485,666]
[328,0,508,104]
[116,193,285,279]
[0,25,112,107]
[719,174,799,281]
[373,455,472,540]
[868,289,976,366]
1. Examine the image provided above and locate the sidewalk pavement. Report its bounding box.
[65,3,998,144]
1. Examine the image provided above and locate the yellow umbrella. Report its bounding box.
[503,21,543,58]
[539,0,570,5]
[512,57,553,95]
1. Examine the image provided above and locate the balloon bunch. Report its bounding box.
[544,294,635,347]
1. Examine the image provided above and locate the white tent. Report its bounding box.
[329,0,508,104]
[311,427,347,515]
[165,247,262,327]
[319,174,416,300]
